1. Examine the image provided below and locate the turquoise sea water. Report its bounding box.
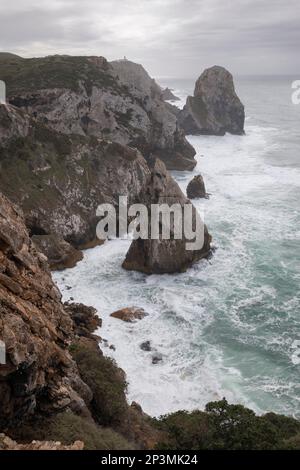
[54,76,300,418]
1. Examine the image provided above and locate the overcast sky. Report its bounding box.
[0,0,299,78]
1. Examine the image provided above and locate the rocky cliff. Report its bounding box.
[0,54,196,171]
[0,193,160,449]
[123,159,211,274]
[0,103,149,251]
[0,192,91,428]
[178,66,245,135]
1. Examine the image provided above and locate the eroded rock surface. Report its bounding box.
[32,234,83,270]
[122,159,211,274]
[0,104,149,248]
[186,175,207,199]
[179,66,245,136]
[0,192,91,427]
[110,307,147,323]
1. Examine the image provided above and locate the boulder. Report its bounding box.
[0,54,196,171]
[178,66,245,135]
[32,234,83,270]
[0,192,91,427]
[161,87,180,101]
[122,159,211,274]
[110,307,147,323]
[186,175,207,199]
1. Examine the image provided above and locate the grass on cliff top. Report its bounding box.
[0,55,128,96]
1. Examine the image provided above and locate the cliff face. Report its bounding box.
[110,60,196,170]
[0,192,91,428]
[0,104,149,248]
[0,55,196,171]
[178,66,245,136]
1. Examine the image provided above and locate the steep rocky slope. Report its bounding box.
[0,54,196,171]
[0,192,91,428]
[0,104,149,250]
[178,65,245,135]
[123,159,211,274]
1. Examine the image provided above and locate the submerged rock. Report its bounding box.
[186,175,207,199]
[122,159,211,274]
[140,341,152,352]
[178,65,245,136]
[0,104,149,248]
[110,307,147,323]
[32,234,83,270]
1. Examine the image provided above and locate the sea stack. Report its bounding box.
[178,65,245,136]
[122,159,211,274]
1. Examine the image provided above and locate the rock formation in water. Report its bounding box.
[186,174,207,199]
[0,103,149,255]
[0,192,91,428]
[122,159,211,274]
[178,66,245,136]
[0,54,196,171]
[161,87,180,101]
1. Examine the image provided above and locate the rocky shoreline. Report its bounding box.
[1,53,300,450]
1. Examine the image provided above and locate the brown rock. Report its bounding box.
[64,302,102,338]
[110,307,147,323]
[186,175,207,199]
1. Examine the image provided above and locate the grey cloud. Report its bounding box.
[0,0,299,76]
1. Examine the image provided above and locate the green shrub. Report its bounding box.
[71,342,129,428]
[11,411,133,450]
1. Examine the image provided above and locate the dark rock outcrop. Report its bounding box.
[186,175,207,199]
[0,54,196,171]
[32,234,83,270]
[0,192,91,428]
[122,159,211,274]
[178,66,245,136]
